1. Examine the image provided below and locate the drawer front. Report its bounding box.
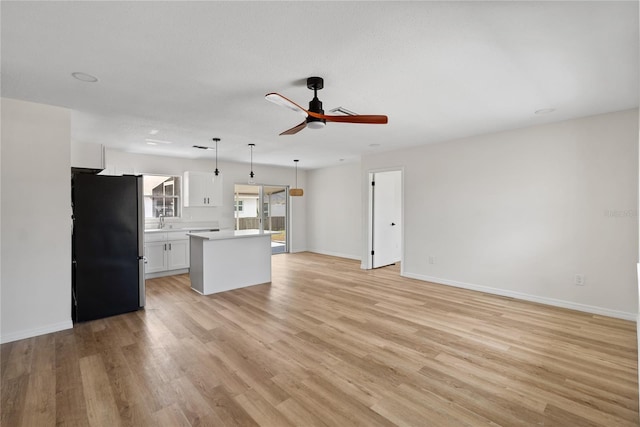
[144,232,168,242]
[166,231,191,241]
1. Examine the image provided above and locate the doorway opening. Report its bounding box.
[368,169,403,270]
[234,184,289,255]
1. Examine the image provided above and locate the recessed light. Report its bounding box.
[535,108,555,115]
[71,72,98,83]
[339,159,345,162]
[149,129,159,135]
[144,138,172,144]
[369,143,380,147]
[146,142,157,146]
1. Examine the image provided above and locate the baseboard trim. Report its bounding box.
[307,249,361,261]
[402,272,636,321]
[1,319,73,344]
[145,268,189,279]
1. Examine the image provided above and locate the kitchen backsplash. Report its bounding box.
[144,219,222,230]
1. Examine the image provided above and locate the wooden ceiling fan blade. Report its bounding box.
[307,111,388,124]
[326,114,388,124]
[280,121,307,135]
[265,93,308,117]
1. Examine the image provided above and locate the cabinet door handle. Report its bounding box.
[164,243,167,250]
[169,243,172,250]
[204,197,206,204]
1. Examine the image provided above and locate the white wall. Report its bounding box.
[1,98,73,343]
[105,149,307,252]
[306,162,362,260]
[362,109,639,319]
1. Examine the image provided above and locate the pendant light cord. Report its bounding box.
[213,138,220,176]
[249,144,255,178]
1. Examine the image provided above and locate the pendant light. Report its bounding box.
[213,137,221,176]
[289,159,304,196]
[248,143,256,184]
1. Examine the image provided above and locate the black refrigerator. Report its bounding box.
[72,173,145,322]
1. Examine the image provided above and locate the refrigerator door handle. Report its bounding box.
[139,257,146,308]
[137,175,146,309]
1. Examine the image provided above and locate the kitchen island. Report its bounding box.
[188,230,271,295]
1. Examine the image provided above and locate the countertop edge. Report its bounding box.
[145,227,220,234]
[188,231,273,241]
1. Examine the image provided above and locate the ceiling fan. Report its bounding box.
[265,77,388,135]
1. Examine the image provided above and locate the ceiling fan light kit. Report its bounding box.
[289,159,304,197]
[265,76,388,135]
[306,120,326,130]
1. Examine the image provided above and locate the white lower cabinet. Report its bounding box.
[144,231,190,275]
[145,242,168,273]
[167,240,189,270]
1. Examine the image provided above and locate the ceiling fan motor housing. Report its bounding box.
[307,96,326,127]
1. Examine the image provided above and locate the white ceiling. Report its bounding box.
[2,1,638,170]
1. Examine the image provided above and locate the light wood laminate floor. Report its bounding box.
[2,252,638,426]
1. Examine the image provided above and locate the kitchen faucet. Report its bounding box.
[158,214,165,229]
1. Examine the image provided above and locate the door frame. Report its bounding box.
[233,182,290,254]
[363,167,404,272]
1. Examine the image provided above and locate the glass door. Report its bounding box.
[262,186,288,254]
[234,184,288,255]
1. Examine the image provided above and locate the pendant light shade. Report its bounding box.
[248,144,256,184]
[213,138,221,176]
[289,159,304,196]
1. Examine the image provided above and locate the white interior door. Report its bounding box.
[372,170,402,268]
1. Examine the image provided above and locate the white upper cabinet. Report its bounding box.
[71,141,105,172]
[183,171,223,207]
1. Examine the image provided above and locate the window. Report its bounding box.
[235,200,244,212]
[143,175,181,218]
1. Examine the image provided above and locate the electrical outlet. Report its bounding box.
[428,256,436,265]
[574,274,585,286]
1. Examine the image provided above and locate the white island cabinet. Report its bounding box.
[188,230,271,295]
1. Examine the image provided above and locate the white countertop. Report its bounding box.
[188,229,272,241]
[145,227,220,233]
